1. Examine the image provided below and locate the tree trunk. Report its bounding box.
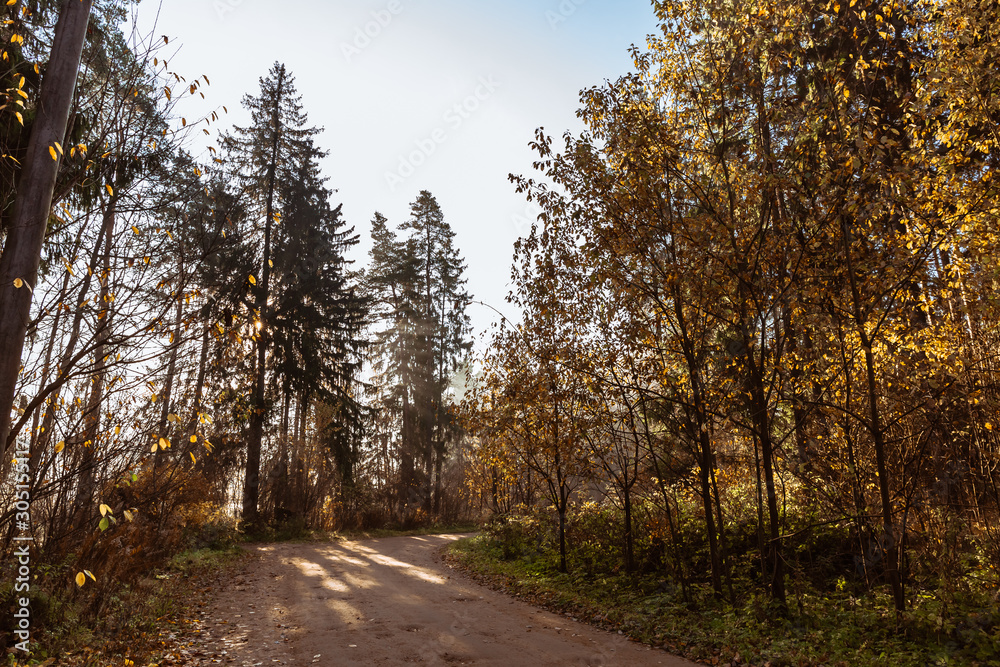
[155,261,185,469]
[841,215,905,613]
[72,197,114,524]
[623,480,634,572]
[749,372,786,606]
[183,323,211,451]
[433,441,444,515]
[242,67,286,529]
[8,205,110,454]
[695,396,723,597]
[0,0,95,454]
[27,223,85,470]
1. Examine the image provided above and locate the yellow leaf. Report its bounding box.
[123,510,134,522]
[99,503,112,517]
[132,226,140,235]
[105,184,113,196]
[75,572,86,587]
[55,441,65,453]
[987,422,994,431]
[54,142,63,156]
[151,394,158,402]
[14,111,22,125]
[13,278,23,288]
[85,570,96,582]
[190,435,198,443]
[151,441,158,453]
[189,452,196,463]
[249,275,257,285]
[48,146,57,161]
[159,437,170,451]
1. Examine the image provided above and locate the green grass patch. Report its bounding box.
[447,535,1000,667]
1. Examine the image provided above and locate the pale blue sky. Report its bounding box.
[136,0,658,349]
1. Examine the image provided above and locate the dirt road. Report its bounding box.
[182,533,695,666]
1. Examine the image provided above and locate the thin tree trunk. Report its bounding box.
[747,363,786,606]
[155,260,185,468]
[72,199,114,523]
[29,210,111,454]
[184,323,211,450]
[433,442,444,515]
[694,389,723,597]
[27,222,86,466]
[841,215,905,613]
[242,67,286,528]
[28,278,67,482]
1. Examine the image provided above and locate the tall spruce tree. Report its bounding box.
[221,62,322,527]
[268,141,368,510]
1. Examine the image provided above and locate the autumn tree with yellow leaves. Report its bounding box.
[464,0,1000,635]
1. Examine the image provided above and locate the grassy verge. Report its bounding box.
[7,544,248,666]
[446,534,999,667]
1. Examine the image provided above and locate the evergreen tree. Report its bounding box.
[268,141,368,509]
[220,62,322,527]
[366,191,471,514]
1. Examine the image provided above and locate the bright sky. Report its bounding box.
[136,0,657,351]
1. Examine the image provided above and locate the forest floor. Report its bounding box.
[154,533,694,666]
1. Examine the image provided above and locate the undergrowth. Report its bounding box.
[2,527,245,666]
[447,505,1000,667]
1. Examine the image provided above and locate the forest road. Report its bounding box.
[191,533,697,667]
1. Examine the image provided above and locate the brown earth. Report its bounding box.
[164,533,696,667]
